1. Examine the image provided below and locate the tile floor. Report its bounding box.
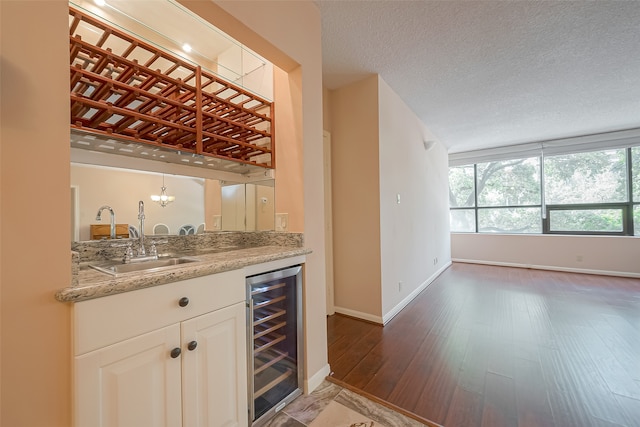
[263,380,428,427]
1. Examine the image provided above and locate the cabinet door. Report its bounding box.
[182,302,248,427]
[75,324,182,427]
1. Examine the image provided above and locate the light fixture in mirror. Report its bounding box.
[150,174,175,208]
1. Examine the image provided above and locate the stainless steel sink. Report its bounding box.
[89,256,200,276]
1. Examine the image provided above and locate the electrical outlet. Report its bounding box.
[275,213,288,231]
[576,255,583,262]
[212,215,222,230]
[398,281,403,292]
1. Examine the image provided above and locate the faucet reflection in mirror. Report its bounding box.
[150,174,175,208]
[95,205,116,239]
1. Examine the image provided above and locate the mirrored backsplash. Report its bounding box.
[71,163,275,242]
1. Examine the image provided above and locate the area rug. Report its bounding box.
[308,400,388,427]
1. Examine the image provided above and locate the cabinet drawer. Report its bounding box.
[74,269,244,355]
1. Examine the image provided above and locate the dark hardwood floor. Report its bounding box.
[327,263,640,427]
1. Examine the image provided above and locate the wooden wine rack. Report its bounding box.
[69,6,274,169]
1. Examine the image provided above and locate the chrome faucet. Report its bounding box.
[95,205,116,239]
[138,200,146,256]
[115,200,163,263]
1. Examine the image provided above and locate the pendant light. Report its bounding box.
[150,174,175,207]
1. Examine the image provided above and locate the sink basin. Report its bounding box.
[89,256,200,276]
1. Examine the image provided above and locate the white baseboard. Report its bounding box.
[304,363,331,394]
[333,261,453,326]
[333,306,384,324]
[452,258,640,279]
[382,261,452,325]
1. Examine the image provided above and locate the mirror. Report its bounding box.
[219,180,275,231]
[71,163,275,242]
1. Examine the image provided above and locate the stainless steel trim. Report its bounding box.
[247,296,256,422]
[246,264,303,427]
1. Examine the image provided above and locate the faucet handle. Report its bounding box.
[149,242,158,257]
[147,239,167,257]
[112,242,135,263]
[124,245,134,263]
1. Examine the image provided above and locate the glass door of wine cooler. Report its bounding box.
[247,265,303,426]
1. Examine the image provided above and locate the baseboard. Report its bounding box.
[382,261,452,325]
[334,261,453,326]
[305,363,331,394]
[333,307,384,325]
[452,258,640,279]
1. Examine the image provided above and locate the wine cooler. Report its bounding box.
[247,265,303,426]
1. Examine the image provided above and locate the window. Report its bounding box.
[448,166,475,208]
[449,165,476,232]
[544,149,627,204]
[449,146,639,236]
[450,209,475,232]
[476,158,540,207]
[476,158,541,233]
[449,158,542,233]
[478,207,542,233]
[548,208,624,233]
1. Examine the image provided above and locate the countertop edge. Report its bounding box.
[56,247,311,303]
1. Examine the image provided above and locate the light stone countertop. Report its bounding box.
[56,245,311,303]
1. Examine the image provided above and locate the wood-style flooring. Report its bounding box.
[327,263,640,427]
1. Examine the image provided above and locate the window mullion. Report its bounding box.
[474,164,479,233]
[625,147,634,234]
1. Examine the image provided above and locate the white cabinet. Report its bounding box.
[182,304,246,427]
[73,270,247,427]
[75,325,183,427]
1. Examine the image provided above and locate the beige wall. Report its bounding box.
[273,66,304,233]
[0,3,326,427]
[1,1,72,426]
[323,87,332,131]
[452,233,640,276]
[330,75,383,318]
[377,78,451,319]
[178,0,329,389]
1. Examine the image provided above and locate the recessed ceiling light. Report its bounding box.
[182,43,192,53]
[94,0,106,6]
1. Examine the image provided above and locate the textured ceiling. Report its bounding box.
[317,0,640,153]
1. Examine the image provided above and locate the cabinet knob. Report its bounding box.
[170,347,182,359]
[187,341,198,351]
[178,297,189,307]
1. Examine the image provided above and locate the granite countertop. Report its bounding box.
[56,245,310,303]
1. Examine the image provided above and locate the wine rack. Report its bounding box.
[69,6,274,169]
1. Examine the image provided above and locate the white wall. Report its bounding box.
[377,77,451,322]
[452,233,640,277]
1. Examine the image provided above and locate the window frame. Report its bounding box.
[449,146,639,236]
